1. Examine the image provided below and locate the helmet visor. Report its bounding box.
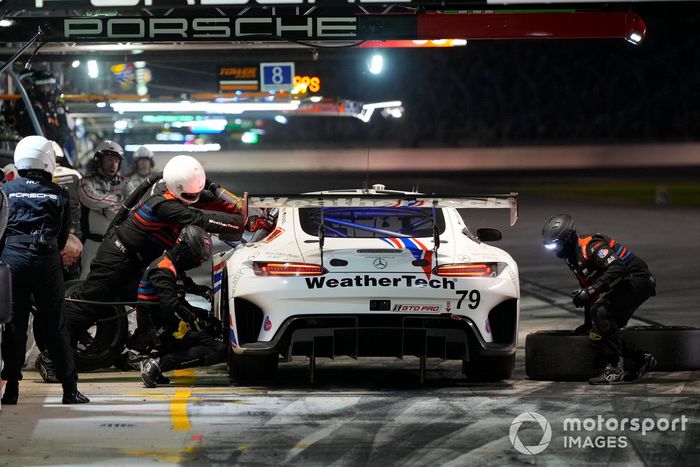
[181,191,201,203]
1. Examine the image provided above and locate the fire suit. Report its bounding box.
[65,179,244,344]
[138,254,225,371]
[78,171,129,279]
[126,173,149,197]
[0,173,78,389]
[567,233,656,366]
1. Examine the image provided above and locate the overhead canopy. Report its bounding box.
[0,8,646,43]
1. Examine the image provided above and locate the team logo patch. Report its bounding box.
[597,249,609,258]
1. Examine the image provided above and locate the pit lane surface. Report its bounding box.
[1,172,698,465]
[1,296,698,466]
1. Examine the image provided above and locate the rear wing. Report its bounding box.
[246,193,519,226]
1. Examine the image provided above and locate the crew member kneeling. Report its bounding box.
[0,136,88,404]
[542,214,657,385]
[139,225,226,388]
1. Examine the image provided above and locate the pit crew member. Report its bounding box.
[60,155,244,362]
[139,225,225,387]
[0,136,88,404]
[79,140,129,278]
[542,213,657,384]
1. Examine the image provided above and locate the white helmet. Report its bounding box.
[162,155,206,205]
[14,135,56,174]
[51,141,64,161]
[133,146,154,166]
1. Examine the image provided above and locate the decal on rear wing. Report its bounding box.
[247,193,519,226]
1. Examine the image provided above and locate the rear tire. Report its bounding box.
[228,352,279,382]
[65,280,129,372]
[463,354,515,381]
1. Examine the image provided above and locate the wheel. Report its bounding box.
[525,331,596,381]
[622,326,700,371]
[228,352,278,382]
[65,280,129,372]
[463,354,515,381]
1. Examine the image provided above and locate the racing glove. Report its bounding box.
[246,215,275,233]
[572,287,597,308]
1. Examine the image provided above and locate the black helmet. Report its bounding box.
[94,140,125,161]
[542,214,578,258]
[170,225,213,270]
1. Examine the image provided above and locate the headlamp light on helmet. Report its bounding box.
[544,242,559,250]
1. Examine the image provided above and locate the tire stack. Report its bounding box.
[526,327,700,381]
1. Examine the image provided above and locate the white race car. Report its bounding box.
[212,186,520,381]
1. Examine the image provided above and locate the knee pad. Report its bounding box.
[590,303,617,338]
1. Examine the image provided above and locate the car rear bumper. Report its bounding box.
[233,313,516,361]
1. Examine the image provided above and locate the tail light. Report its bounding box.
[254,262,327,277]
[433,263,498,277]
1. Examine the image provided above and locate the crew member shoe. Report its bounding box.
[141,358,162,388]
[626,353,658,381]
[1,381,19,405]
[36,352,60,383]
[589,364,626,385]
[63,391,90,404]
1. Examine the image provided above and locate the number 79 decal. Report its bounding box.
[456,289,481,310]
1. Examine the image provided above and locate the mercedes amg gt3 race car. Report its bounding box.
[212,186,520,381]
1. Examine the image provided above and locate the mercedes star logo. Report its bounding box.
[373,257,388,269]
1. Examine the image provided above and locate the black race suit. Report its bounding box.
[0,174,78,389]
[138,254,225,372]
[567,233,656,366]
[65,179,243,341]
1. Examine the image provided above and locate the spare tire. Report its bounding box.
[526,327,700,381]
[65,280,129,372]
[622,326,700,371]
[525,331,597,381]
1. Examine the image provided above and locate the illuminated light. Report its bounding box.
[87,60,99,78]
[113,119,129,132]
[274,115,288,124]
[544,243,559,250]
[110,101,301,114]
[172,118,228,133]
[124,143,221,153]
[96,102,107,108]
[627,33,643,45]
[434,263,498,277]
[310,96,323,103]
[71,60,80,68]
[453,39,468,46]
[412,40,428,45]
[357,100,403,123]
[254,262,326,277]
[362,101,402,110]
[386,107,403,119]
[156,133,186,142]
[0,19,14,27]
[368,54,384,75]
[431,39,448,45]
[241,131,259,144]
